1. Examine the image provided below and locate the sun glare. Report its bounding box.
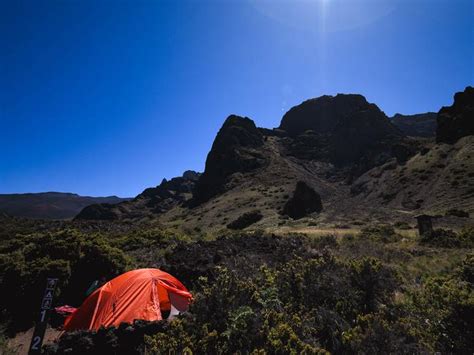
[250,0,397,33]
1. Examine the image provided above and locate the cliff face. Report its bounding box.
[437,86,474,144]
[279,94,402,166]
[190,115,267,205]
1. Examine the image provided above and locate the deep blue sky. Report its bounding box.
[1,0,473,197]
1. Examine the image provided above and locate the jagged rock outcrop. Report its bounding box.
[75,171,201,220]
[282,181,323,219]
[391,112,437,137]
[279,94,402,165]
[138,173,200,213]
[191,115,266,205]
[437,86,474,144]
[182,170,200,181]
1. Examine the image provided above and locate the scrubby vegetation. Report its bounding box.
[358,225,402,243]
[1,215,473,353]
[445,209,470,218]
[420,226,474,248]
[0,229,131,333]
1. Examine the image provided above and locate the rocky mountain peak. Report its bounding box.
[183,170,200,181]
[279,93,402,166]
[279,93,385,136]
[191,115,266,205]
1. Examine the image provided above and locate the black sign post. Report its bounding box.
[28,277,58,354]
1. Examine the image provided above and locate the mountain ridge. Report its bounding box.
[55,87,474,229]
[390,112,437,137]
[0,192,130,220]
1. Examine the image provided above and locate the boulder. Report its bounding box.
[227,210,263,230]
[282,181,323,219]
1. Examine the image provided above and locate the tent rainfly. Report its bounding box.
[64,268,192,331]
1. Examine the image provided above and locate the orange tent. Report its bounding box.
[64,268,192,331]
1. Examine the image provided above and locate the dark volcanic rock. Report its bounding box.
[282,181,323,219]
[437,86,474,144]
[138,173,199,213]
[191,115,266,205]
[391,112,437,137]
[279,94,402,165]
[75,171,201,220]
[227,210,263,230]
[74,203,121,220]
[182,170,200,181]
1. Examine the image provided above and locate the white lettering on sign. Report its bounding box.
[41,298,52,310]
[46,278,58,290]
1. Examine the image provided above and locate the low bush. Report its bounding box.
[0,230,131,333]
[394,221,411,230]
[420,227,473,248]
[400,258,474,353]
[445,209,470,218]
[359,225,402,243]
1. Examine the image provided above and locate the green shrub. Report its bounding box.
[348,258,398,314]
[458,253,474,283]
[0,230,131,333]
[420,228,473,248]
[359,225,401,243]
[401,274,474,353]
[394,221,411,230]
[445,209,470,218]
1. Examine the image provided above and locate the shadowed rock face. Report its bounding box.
[282,181,323,219]
[227,210,263,230]
[279,94,402,165]
[191,115,266,205]
[74,203,122,220]
[281,95,365,134]
[391,113,437,137]
[437,86,474,144]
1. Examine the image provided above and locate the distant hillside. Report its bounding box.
[0,192,130,220]
[391,112,437,137]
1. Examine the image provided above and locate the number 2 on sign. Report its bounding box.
[31,336,41,350]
